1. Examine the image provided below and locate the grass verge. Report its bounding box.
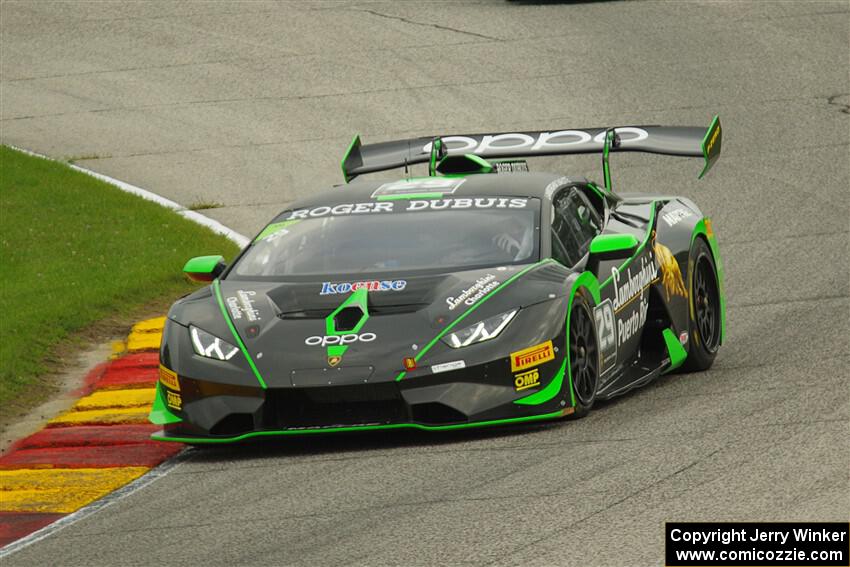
[0,146,240,421]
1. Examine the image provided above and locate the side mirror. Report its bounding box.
[589,233,639,257]
[183,255,226,283]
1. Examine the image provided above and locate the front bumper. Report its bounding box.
[150,356,572,443]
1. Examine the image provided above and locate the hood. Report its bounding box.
[170,261,573,388]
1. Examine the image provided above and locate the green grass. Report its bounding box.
[0,145,240,410]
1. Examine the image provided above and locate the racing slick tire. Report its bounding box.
[567,291,600,419]
[681,237,722,372]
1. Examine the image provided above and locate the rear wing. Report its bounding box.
[341,116,721,183]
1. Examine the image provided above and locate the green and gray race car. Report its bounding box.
[150,118,724,443]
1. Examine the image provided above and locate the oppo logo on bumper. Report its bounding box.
[304,333,376,347]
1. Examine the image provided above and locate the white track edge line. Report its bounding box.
[0,449,193,558]
[8,145,251,248]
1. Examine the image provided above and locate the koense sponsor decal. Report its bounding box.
[320,280,406,295]
[446,274,499,310]
[285,198,529,220]
[510,341,555,372]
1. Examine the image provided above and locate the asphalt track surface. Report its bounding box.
[1,1,848,565]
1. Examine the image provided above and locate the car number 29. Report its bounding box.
[593,299,617,375]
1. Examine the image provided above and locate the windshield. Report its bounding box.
[230,197,540,279]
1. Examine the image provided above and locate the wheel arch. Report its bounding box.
[689,218,726,344]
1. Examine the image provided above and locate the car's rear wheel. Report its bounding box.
[568,293,599,418]
[681,237,721,372]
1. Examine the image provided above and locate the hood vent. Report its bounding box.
[278,303,428,320]
[334,306,364,332]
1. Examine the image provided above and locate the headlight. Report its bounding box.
[190,325,239,361]
[442,309,518,349]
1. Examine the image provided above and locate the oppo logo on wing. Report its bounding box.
[304,333,377,347]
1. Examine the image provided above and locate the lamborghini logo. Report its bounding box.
[328,355,342,367]
[653,236,687,301]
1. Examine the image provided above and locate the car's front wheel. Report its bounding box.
[568,293,599,418]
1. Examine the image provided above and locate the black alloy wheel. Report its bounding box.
[694,256,721,353]
[569,296,599,416]
[681,237,722,372]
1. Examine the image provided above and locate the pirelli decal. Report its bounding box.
[510,340,555,372]
[159,364,180,391]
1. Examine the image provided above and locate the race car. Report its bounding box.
[150,118,725,443]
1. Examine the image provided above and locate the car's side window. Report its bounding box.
[551,186,603,267]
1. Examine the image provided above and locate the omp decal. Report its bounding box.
[372,177,464,198]
[510,341,555,372]
[593,299,617,375]
[611,253,658,312]
[514,368,540,391]
[653,235,687,301]
[225,289,260,321]
[679,331,689,345]
[431,360,465,374]
[661,207,694,227]
[422,128,650,155]
[320,279,406,295]
[446,274,499,310]
[158,365,179,391]
[165,391,182,411]
[305,333,376,347]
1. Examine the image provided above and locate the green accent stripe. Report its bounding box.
[515,358,566,406]
[661,328,687,372]
[395,259,555,381]
[376,192,444,201]
[152,409,567,443]
[341,134,360,183]
[599,203,658,290]
[212,279,268,389]
[148,382,182,425]
[254,220,300,242]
